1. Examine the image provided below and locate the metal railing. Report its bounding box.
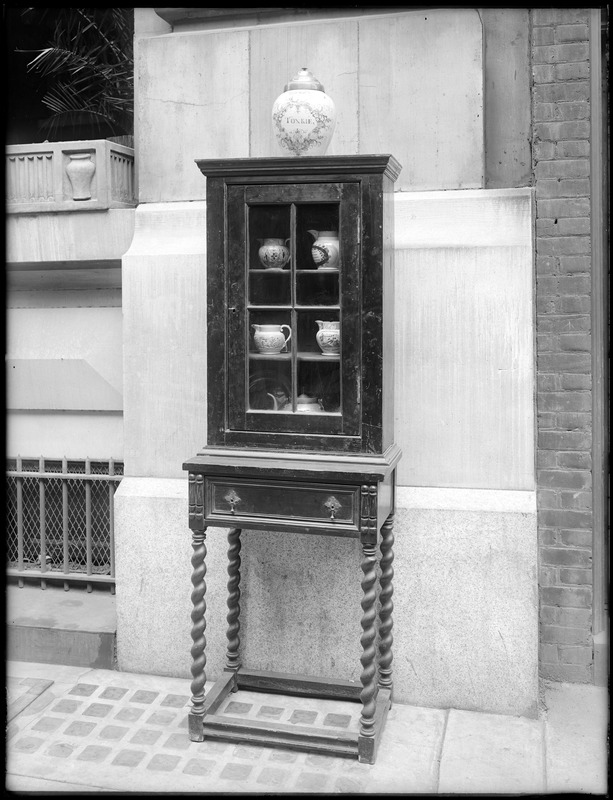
[6,457,123,592]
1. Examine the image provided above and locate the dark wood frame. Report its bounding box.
[200,155,401,455]
[184,447,400,764]
[185,155,402,764]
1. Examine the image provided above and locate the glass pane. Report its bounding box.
[249,362,292,412]
[250,271,291,306]
[297,360,341,413]
[296,203,340,271]
[248,204,291,271]
[296,271,339,306]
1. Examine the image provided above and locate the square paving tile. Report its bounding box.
[100,687,129,701]
[77,745,113,762]
[83,702,113,718]
[13,737,45,754]
[52,699,82,714]
[183,757,216,776]
[146,753,181,771]
[111,749,147,767]
[130,690,159,704]
[220,762,254,781]
[69,684,98,697]
[64,721,96,737]
[161,694,190,708]
[46,742,78,759]
[115,707,144,722]
[98,725,130,741]
[32,716,64,732]
[130,729,162,745]
[256,766,290,787]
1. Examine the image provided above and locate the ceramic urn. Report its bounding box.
[272,68,336,157]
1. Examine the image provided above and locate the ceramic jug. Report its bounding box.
[252,324,292,354]
[258,238,290,269]
[308,230,340,270]
[315,320,340,355]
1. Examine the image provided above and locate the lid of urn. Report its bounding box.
[284,67,325,92]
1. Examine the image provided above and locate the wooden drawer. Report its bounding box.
[204,476,361,535]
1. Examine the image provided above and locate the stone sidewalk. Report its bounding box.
[5,659,608,795]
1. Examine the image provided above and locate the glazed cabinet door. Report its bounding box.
[222,181,361,447]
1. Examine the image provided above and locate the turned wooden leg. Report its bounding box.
[225,528,242,680]
[378,512,395,696]
[358,540,378,763]
[189,528,207,741]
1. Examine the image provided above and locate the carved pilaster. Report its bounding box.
[378,512,395,694]
[189,529,207,740]
[188,473,205,531]
[226,528,242,675]
[359,484,378,545]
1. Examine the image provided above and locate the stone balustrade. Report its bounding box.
[6,140,135,213]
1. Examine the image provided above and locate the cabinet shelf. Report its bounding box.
[249,352,292,359]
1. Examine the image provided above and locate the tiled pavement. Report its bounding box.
[5,660,609,795]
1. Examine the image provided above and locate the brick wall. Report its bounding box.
[531,8,594,682]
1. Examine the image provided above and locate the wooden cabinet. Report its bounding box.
[184,155,402,764]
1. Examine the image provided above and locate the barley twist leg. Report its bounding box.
[189,529,207,740]
[378,512,395,695]
[359,541,378,741]
[225,528,242,676]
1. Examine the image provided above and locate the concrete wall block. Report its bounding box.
[537,488,560,509]
[537,469,592,490]
[540,624,591,645]
[538,236,590,256]
[559,333,591,351]
[556,218,591,235]
[560,374,591,390]
[540,586,592,608]
[532,43,589,65]
[558,295,591,314]
[559,567,593,585]
[535,178,591,199]
[532,9,588,26]
[537,353,591,375]
[533,25,555,46]
[558,529,593,547]
[540,662,593,682]
[538,508,592,529]
[537,197,590,217]
[540,546,592,567]
[391,501,539,717]
[557,451,592,469]
[540,605,559,624]
[554,411,592,430]
[532,63,556,83]
[555,61,590,81]
[533,81,590,103]
[555,24,589,43]
[557,645,593,665]
[535,158,590,179]
[559,254,591,271]
[559,491,592,511]
[555,140,590,157]
[539,643,560,662]
[534,120,590,141]
[556,606,592,627]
